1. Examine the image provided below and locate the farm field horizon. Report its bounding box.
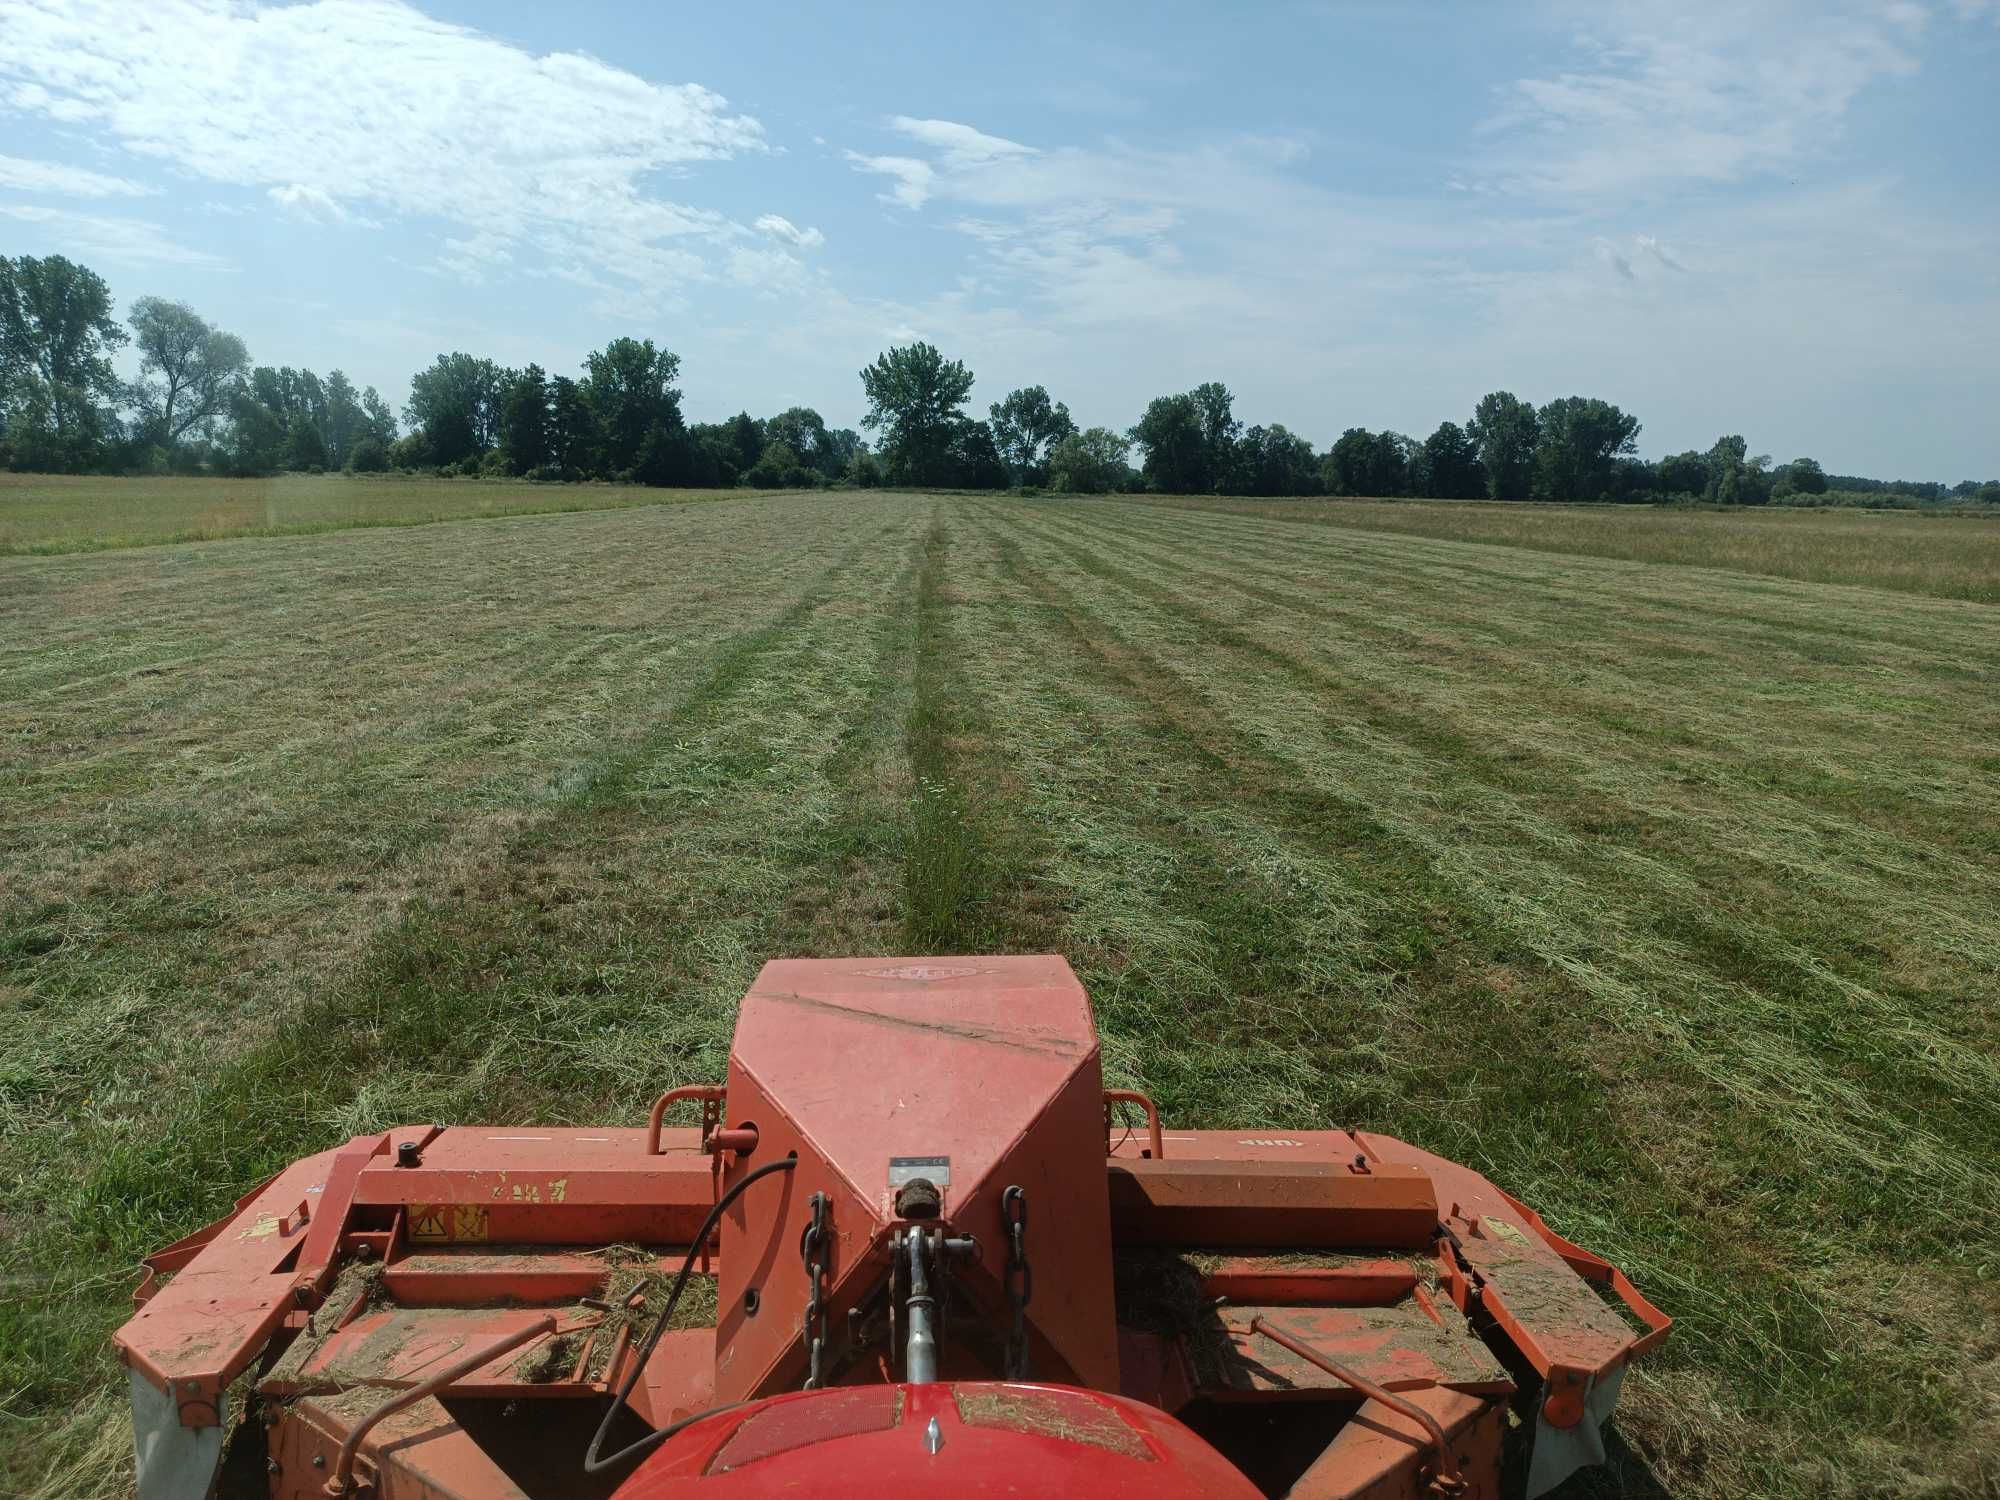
[2,489,1996,1498]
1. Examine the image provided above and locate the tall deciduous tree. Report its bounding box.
[127,296,249,445]
[1189,382,1241,479]
[1420,421,1485,499]
[359,386,398,445]
[1468,391,1539,501]
[1227,423,1320,496]
[0,254,128,470]
[499,363,552,474]
[1129,393,1208,492]
[988,385,1075,484]
[859,342,976,485]
[1324,427,1408,496]
[405,352,505,463]
[1656,450,1707,497]
[946,418,1008,488]
[547,375,592,476]
[1533,396,1640,501]
[764,406,831,475]
[583,338,683,478]
[1774,456,1828,498]
[321,369,362,468]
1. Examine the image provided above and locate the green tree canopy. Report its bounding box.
[405,352,505,463]
[1048,427,1131,494]
[946,417,1008,489]
[1227,422,1320,496]
[583,337,683,477]
[1533,396,1640,501]
[764,406,832,475]
[859,342,976,485]
[499,363,552,474]
[1468,391,1539,501]
[0,254,129,471]
[1421,421,1486,499]
[128,296,249,445]
[989,385,1076,484]
[1773,455,1828,499]
[1324,427,1409,496]
[1656,450,1707,496]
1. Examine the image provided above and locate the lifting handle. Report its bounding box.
[1250,1315,1463,1493]
[1103,1089,1165,1160]
[645,1085,724,1156]
[325,1315,558,1495]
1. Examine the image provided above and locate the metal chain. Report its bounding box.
[800,1192,830,1388]
[1001,1185,1032,1379]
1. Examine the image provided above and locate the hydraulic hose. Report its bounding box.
[582,1153,800,1475]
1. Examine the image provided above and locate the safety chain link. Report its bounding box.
[800,1192,831,1388]
[1001,1185,1032,1380]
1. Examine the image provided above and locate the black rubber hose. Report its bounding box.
[582,1152,800,1475]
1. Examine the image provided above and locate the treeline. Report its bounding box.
[5,253,1995,505]
[0,254,397,477]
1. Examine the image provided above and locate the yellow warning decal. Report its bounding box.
[453,1205,490,1241]
[409,1205,449,1242]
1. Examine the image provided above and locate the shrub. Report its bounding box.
[346,437,389,473]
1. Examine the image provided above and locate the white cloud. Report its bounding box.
[845,152,936,209]
[887,117,1035,169]
[1478,1,1922,196]
[0,202,227,266]
[0,0,768,301]
[754,213,824,249]
[0,151,153,197]
[267,182,378,228]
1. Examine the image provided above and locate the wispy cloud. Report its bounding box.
[887,117,1035,169]
[0,151,154,197]
[0,0,771,302]
[845,152,936,209]
[1476,1,1922,197]
[0,202,227,267]
[754,213,824,249]
[268,183,379,228]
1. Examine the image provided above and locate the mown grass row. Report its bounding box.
[3,492,1992,1498]
[1131,492,2000,602]
[0,470,794,556]
[959,498,1997,1497]
[0,497,930,1494]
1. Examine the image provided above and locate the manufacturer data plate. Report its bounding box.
[888,1155,951,1188]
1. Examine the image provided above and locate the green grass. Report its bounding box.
[1134,492,2000,602]
[0,470,805,555]
[2,491,1996,1497]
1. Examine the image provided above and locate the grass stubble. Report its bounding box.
[2,489,1996,1498]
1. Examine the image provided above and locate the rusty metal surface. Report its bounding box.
[1108,1156,1438,1248]
[1287,1385,1505,1500]
[714,955,1119,1401]
[1209,1302,1513,1397]
[111,955,1665,1500]
[352,1127,720,1245]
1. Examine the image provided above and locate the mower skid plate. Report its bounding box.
[1207,1301,1514,1398]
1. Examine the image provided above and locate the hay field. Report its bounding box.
[2,491,1996,1497]
[0,470,772,555]
[1138,493,2000,602]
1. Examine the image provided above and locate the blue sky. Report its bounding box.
[2,0,1995,478]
